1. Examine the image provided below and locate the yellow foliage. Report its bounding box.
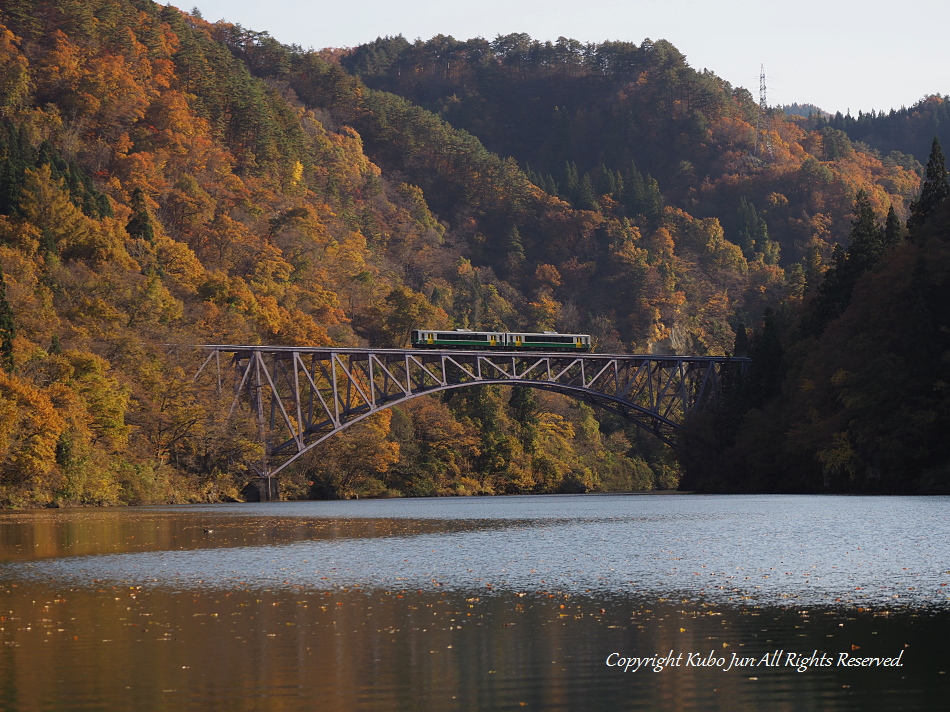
[153,234,207,292]
[0,370,67,502]
[0,24,31,114]
[817,432,858,480]
[538,412,576,441]
[19,165,94,253]
[528,294,560,330]
[288,160,304,186]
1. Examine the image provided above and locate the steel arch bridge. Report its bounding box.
[196,346,748,481]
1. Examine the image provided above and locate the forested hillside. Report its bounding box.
[0,2,941,505]
[682,140,950,493]
[0,1,675,505]
[336,34,920,273]
[807,95,950,170]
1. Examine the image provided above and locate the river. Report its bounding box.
[0,494,947,710]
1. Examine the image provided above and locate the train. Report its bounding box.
[411,329,592,351]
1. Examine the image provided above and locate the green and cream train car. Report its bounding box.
[410,329,591,351]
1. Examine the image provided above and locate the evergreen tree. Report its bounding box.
[1,127,109,220]
[884,205,904,248]
[577,172,599,210]
[736,197,770,258]
[736,197,757,256]
[908,137,950,232]
[642,175,664,225]
[844,190,884,276]
[803,244,823,293]
[0,261,14,373]
[805,193,887,337]
[505,224,525,256]
[804,243,847,337]
[96,192,113,219]
[596,162,616,196]
[611,170,623,198]
[0,121,31,217]
[621,160,645,216]
[747,308,783,408]
[126,187,155,242]
[504,224,526,273]
[0,159,19,216]
[562,161,579,200]
[732,323,750,357]
[525,165,543,189]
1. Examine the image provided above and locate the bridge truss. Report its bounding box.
[196,346,747,479]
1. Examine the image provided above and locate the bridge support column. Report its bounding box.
[241,476,280,502]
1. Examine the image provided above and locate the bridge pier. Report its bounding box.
[241,476,280,502]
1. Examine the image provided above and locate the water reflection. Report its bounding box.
[0,495,948,710]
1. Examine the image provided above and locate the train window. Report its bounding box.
[522,335,574,343]
[437,333,487,340]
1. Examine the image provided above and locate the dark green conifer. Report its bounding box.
[732,323,750,358]
[96,192,113,218]
[845,190,884,275]
[0,122,27,216]
[621,160,645,216]
[577,172,599,210]
[0,0,42,39]
[596,163,616,196]
[562,161,579,200]
[0,261,15,373]
[612,170,624,197]
[0,160,19,216]
[642,175,663,225]
[503,225,526,274]
[805,193,887,338]
[505,225,525,256]
[747,308,784,408]
[126,187,155,242]
[908,137,949,232]
[804,244,847,337]
[736,197,771,259]
[884,205,904,248]
[736,197,757,256]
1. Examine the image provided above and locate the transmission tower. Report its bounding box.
[756,64,774,160]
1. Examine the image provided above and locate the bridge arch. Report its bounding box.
[195,346,747,477]
[258,379,686,476]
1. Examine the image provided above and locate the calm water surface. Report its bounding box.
[0,494,947,710]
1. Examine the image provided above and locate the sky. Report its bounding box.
[189,0,947,115]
